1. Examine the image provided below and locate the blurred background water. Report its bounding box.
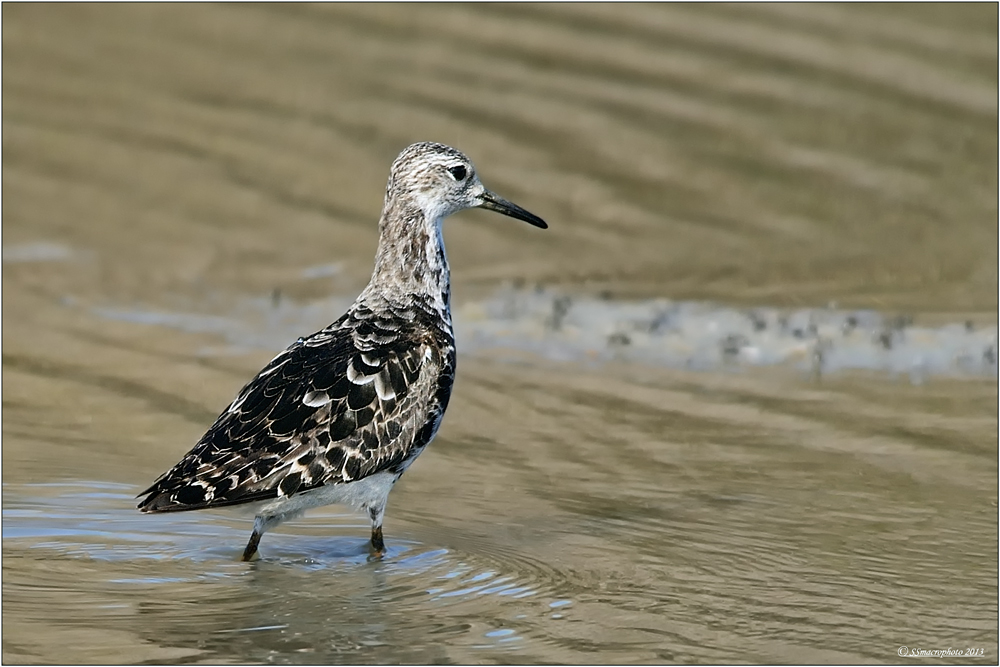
[3,4,997,664]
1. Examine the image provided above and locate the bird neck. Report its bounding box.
[365,200,452,316]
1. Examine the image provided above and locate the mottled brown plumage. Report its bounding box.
[138,142,546,560]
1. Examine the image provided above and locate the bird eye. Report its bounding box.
[448,165,467,181]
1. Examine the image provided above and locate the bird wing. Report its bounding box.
[137,312,452,513]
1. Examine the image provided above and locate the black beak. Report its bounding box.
[478,190,548,229]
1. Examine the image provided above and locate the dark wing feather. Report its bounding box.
[137,308,453,513]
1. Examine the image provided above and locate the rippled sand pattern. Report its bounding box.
[3,4,997,664]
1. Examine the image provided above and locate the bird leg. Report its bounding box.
[243,514,275,561]
[368,504,386,557]
[370,525,385,557]
[242,528,262,561]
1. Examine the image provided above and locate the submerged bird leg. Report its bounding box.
[370,525,385,557]
[242,514,274,561]
[242,527,262,562]
[369,504,386,557]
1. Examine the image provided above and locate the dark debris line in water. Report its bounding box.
[91,284,998,383]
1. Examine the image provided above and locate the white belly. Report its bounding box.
[245,470,400,523]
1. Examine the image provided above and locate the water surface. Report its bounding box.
[3,4,997,664]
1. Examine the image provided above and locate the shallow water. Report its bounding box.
[3,4,998,664]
